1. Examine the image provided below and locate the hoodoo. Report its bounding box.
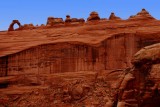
[109,12,121,20]
[129,8,155,20]
[65,15,71,22]
[87,11,100,21]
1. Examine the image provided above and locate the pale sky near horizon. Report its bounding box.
[0,0,159,30]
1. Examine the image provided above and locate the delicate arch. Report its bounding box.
[8,20,21,31]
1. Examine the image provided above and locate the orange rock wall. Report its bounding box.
[0,34,160,76]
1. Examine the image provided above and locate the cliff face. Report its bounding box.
[0,34,137,76]
[1,43,160,107]
[1,32,160,77]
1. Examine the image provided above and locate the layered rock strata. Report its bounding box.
[1,33,160,76]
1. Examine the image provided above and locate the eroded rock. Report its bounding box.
[87,11,100,21]
[65,15,71,23]
[109,12,121,20]
[47,17,64,26]
[118,43,160,107]
[8,20,21,31]
[129,8,155,20]
[65,15,85,24]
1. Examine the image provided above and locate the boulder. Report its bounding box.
[87,11,100,21]
[47,17,64,26]
[109,12,121,20]
[132,43,160,65]
[130,43,160,106]
[71,84,83,100]
[46,17,54,26]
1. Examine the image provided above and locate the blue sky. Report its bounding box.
[0,0,159,30]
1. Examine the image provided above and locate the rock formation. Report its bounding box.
[20,23,35,30]
[2,42,160,106]
[71,18,85,23]
[65,15,71,23]
[129,8,155,20]
[78,18,85,23]
[8,20,21,31]
[2,18,160,77]
[87,11,100,21]
[1,9,160,106]
[46,17,64,26]
[65,15,85,24]
[117,43,160,107]
[109,12,121,20]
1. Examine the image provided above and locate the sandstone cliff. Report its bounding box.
[1,9,160,107]
[1,43,160,107]
[1,19,160,76]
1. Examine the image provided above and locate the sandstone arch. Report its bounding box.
[8,20,21,31]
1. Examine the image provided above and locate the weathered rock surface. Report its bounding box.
[1,9,160,106]
[1,22,160,76]
[129,9,155,20]
[87,11,100,21]
[115,43,160,107]
[21,23,36,30]
[8,20,21,31]
[0,69,127,107]
[65,15,85,24]
[65,15,71,23]
[109,12,121,20]
[46,17,64,26]
[1,42,160,106]
[133,43,160,64]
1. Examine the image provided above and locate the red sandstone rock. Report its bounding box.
[128,8,155,20]
[109,12,121,20]
[87,11,100,21]
[46,17,64,26]
[1,9,160,107]
[65,15,85,24]
[8,20,21,31]
[117,43,160,107]
[70,18,85,23]
[2,19,160,77]
[21,23,35,30]
[65,15,71,23]
[78,18,85,23]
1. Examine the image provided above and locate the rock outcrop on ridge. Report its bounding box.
[109,12,121,20]
[129,8,155,20]
[46,17,64,26]
[87,11,100,21]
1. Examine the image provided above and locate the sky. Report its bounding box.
[0,0,159,30]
